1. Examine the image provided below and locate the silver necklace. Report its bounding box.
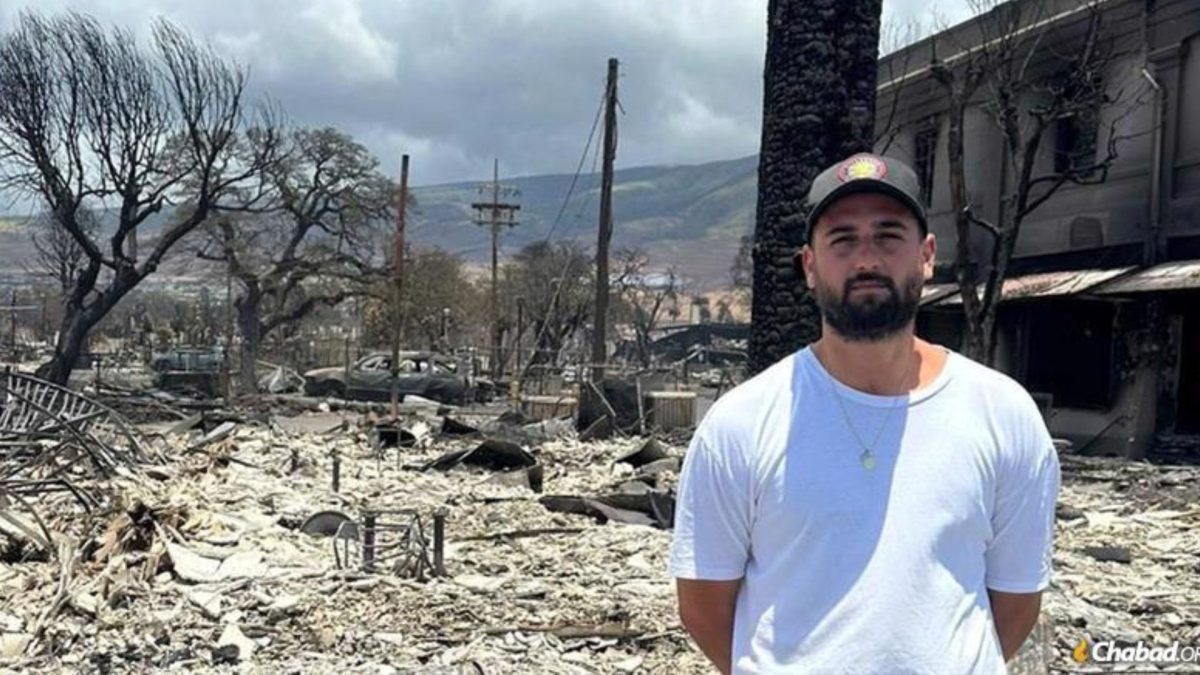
[818,346,916,471]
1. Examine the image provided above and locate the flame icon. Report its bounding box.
[1073,638,1090,663]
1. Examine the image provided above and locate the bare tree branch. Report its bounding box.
[927,0,1150,363]
[0,11,280,383]
[875,16,932,153]
[188,127,394,391]
[612,248,679,368]
[23,210,98,295]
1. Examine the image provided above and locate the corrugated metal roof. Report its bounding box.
[932,267,1135,306]
[919,283,960,306]
[1092,260,1200,294]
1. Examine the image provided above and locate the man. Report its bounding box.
[669,153,1060,674]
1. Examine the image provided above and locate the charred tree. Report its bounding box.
[931,0,1145,363]
[197,128,394,393]
[0,13,279,384]
[612,248,679,369]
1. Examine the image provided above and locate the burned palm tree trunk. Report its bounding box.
[749,0,883,374]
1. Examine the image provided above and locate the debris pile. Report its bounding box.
[1043,455,1200,670]
[0,372,148,566]
[0,408,699,672]
[0,397,1196,672]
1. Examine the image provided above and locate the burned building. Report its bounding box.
[877,0,1200,456]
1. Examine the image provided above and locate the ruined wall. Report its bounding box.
[875,0,1200,266]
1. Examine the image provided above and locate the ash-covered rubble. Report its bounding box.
[0,403,699,674]
[1,391,1198,674]
[1042,455,1200,673]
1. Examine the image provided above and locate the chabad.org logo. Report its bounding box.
[1073,637,1200,664]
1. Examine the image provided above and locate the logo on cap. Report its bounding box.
[836,155,888,183]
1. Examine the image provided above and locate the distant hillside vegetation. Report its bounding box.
[0,154,761,289]
[407,154,758,289]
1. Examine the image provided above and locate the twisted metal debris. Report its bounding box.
[0,370,145,556]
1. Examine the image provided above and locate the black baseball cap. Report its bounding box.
[803,153,928,242]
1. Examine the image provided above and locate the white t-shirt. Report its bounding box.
[669,346,1060,674]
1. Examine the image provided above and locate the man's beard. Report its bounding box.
[813,271,922,342]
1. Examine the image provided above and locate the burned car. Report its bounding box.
[302,351,494,404]
[150,347,226,397]
[150,347,225,373]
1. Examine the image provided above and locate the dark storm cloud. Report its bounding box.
[0,0,972,186]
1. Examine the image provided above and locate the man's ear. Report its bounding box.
[795,245,814,286]
[922,233,936,280]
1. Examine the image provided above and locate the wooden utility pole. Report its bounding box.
[591,57,619,383]
[9,290,16,355]
[515,297,525,373]
[390,154,410,419]
[471,159,520,379]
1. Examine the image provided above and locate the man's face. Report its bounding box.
[799,192,935,342]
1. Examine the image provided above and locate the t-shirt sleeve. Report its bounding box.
[984,400,1061,593]
[668,424,752,581]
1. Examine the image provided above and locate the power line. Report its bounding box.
[543,86,607,243]
[406,86,603,258]
[568,122,606,228]
[519,66,622,378]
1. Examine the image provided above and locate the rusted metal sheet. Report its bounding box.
[538,490,675,530]
[932,267,1135,306]
[919,282,959,306]
[423,438,536,472]
[1092,260,1200,294]
[615,437,668,468]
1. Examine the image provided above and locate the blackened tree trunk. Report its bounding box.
[236,283,264,394]
[749,0,884,375]
[42,262,139,383]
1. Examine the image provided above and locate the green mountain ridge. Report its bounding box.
[0,154,761,289]
[405,154,758,288]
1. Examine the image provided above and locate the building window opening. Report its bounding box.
[913,120,938,206]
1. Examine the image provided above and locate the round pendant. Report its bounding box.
[860,452,877,471]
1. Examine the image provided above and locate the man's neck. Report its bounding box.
[812,325,932,396]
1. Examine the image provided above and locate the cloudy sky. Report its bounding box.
[0,0,975,187]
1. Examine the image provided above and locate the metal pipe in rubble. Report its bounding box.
[362,510,377,573]
[331,450,341,493]
[433,506,448,577]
